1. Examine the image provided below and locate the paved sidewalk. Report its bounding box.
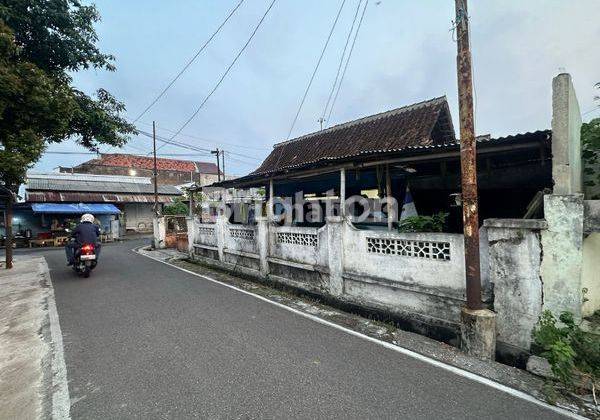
[0,257,69,419]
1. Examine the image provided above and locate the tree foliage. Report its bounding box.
[0,0,135,191]
[582,117,600,199]
[163,198,189,216]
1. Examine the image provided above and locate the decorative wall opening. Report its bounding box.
[229,228,255,240]
[366,237,451,261]
[198,226,215,236]
[276,232,318,247]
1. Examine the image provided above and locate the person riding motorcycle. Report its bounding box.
[66,213,101,266]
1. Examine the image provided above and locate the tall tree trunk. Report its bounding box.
[5,194,13,269]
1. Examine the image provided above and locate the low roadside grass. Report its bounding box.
[533,310,600,404]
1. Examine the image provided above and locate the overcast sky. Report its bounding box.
[34,0,600,176]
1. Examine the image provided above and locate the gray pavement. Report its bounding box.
[41,240,569,419]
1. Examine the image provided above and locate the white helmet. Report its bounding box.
[81,213,95,223]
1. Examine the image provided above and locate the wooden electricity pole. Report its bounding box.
[221,150,226,180]
[153,121,159,216]
[455,0,482,310]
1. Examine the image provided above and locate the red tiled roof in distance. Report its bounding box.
[252,96,455,176]
[81,154,220,174]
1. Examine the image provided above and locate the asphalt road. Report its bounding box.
[37,241,568,419]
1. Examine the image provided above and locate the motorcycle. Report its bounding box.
[71,239,97,278]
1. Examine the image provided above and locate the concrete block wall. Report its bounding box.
[190,216,483,334]
[583,232,600,317]
[484,219,546,352]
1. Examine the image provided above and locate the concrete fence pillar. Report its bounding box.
[186,216,196,255]
[484,219,547,352]
[152,216,166,249]
[539,72,586,321]
[541,194,585,321]
[326,216,344,296]
[216,214,227,262]
[551,73,582,195]
[256,217,269,276]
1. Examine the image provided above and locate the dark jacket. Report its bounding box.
[71,222,100,245]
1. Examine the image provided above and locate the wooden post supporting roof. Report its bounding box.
[340,168,346,217]
[386,164,393,231]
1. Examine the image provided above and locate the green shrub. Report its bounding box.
[532,310,600,390]
[397,212,448,233]
[163,199,188,215]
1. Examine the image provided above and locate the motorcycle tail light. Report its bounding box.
[81,244,95,254]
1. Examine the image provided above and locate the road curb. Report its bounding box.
[41,258,71,420]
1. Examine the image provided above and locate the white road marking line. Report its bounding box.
[42,258,71,420]
[133,248,583,419]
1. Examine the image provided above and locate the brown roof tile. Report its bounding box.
[81,154,220,174]
[252,96,454,176]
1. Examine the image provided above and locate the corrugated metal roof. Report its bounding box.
[27,172,151,184]
[26,191,178,203]
[26,178,182,195]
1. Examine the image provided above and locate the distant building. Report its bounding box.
[60,153,222,186]
[26,172,183,232]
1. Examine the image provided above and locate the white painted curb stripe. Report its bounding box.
[133,248,583,419]
[42,258,71,420]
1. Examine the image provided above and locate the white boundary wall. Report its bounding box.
[190,215,483,336]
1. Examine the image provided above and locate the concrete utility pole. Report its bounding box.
[455,0,481,310]
[153,121,159,216]
[211,149,221,182]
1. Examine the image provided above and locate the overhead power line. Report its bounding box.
[138,130,213,154]
[133,119,270,151]
[44,151,98,155]
[224,150,263,164]
[44,151,213,158]
[286,0,347,140]
[168,0,278,142]
[137,128,266,164]
[326,0,369,125]
[132,0,245,123]
[321,0,363,125]
[226,155,259,167]
[583,106,600,116]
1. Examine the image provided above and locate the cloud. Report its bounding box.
[35,0,600,176]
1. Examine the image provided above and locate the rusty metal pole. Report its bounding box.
[455,0,482,310]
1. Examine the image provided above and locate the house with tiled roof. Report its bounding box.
[218,96,553,229]
[190,76,600,357]
[60,154,222,187]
